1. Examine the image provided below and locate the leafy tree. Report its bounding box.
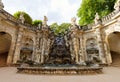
[32,20,42,26]
[77,0,116,25]
[50,23,59,31]
[50,23,71,35]
[58,23,71,34]
[50,23,59,35]
[13,11,32,24]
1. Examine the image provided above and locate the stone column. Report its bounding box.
[13,28,23,64]
[103,40,112,65]
[73,37,79,64]
[40,38,45,63]
[79,35,85,63]
[96,28,106,64]
[34,32,40,63]
[7,39,16,65]
[35,36,40,63]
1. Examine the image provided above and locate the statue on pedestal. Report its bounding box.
[94,13,101,25]
[40,16,53,64]
[114,0,120,11]
[19,13,25,24]
[38,23,41,29]
[67,17,80,64]
[42,16,48,27]
[71,17,76,26]
[0,0,4,10]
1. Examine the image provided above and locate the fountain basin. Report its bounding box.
[17,66,103,75]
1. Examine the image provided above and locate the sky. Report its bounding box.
[2,0,82,25]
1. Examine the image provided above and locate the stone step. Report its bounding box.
[17,67,103,75]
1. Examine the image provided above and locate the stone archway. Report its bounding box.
[108,32,120,66]
[0,32,12,66]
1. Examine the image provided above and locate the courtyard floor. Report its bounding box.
[0,67,120,82]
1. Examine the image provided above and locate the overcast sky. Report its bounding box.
[3,0,81,25]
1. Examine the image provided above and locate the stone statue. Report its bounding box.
[68,18,80,64]
[42,16,48,27]
[94,13,100,25]
[71,17,76,26]
[0,0,4,10]
[38,23,41,29]
[19,13,25,24]
[114,0,120,11]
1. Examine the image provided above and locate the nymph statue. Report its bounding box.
[94,13,100,25]
[42,16,48,27]
[71,17,76,26]
[114,0,120,11]
[19,13,25,24]
[0,0,4,10]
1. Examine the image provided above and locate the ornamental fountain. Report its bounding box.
[17,16,103,75]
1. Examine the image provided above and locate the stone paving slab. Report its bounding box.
[0,67,120,82]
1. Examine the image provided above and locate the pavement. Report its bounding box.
[0,67,120,82]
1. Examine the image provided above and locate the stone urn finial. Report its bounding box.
[0,0,4,10]
[71,17,76,26]
[19,12,25,24]
[114,0,120,11]
[42,16,48,27]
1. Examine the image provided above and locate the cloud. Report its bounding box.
[2,0,81,25]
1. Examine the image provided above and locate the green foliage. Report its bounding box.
[50,23,59,35]
[77,0,116,25]
[50,23,71,35]
[32,20,42,26]
[58,23,71,34]
[13,11,32,24]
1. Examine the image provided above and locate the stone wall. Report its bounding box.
[0,2,120,66]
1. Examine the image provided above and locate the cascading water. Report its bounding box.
[45,34,73,66]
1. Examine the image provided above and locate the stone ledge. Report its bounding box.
[17,67,103,75]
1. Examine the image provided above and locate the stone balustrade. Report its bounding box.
[101,10,119,24]
[0,9,37,31]
[0,8,120,32]
[84,10,120,31]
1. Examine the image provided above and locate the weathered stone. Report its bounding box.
[0,2,120,75]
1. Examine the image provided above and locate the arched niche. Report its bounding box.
[0,32,12,66]
[107,31,120,66]
[20,37,34,62]
[86,38,100,63]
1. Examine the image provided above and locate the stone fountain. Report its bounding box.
[17,17,103,75]
[44,34,73,66]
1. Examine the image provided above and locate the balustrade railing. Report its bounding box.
[0,9,120,32]
[101,10,119,24]
[0,9,38,31]
[84,10,120,31]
